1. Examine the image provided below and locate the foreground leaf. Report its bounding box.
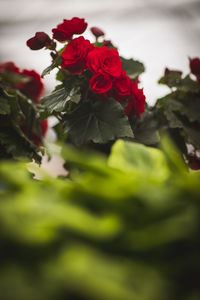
[108,139,169,182]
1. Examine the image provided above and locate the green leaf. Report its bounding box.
[124,206,196,250]
[108,140,169,182]
[120,57,145,80]
[162,106,200,149]
[0,95,10,115]
[63,75,82,104]
[160,135,187,173]
[156,95,188,129]
[41,85,81,115]
[165,96,200,122]
[41,88,71,114]
[158,71,182,88]
[164,108,183,129]
[130,109,159,145]
[157,94,200,148]
[0,128,41,163]
[41,74,81,115]
[179,75,200,93]
[159,73,200,93]
[53,123,68,142]
[184,125,200,148]
[56,69,70,82]
[0,88,42,162]
[63,98,134,145]
[42,56,62,78]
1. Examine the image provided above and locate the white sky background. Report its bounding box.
[0,0,200,105]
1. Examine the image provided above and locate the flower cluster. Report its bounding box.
[0,61,44,103]
[0,61,48,146]
[27,17,146,119]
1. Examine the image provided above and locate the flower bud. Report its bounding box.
[90,27,104,38]
[189,58,200,76]
[27,32,51,50]
[103,40,114,48]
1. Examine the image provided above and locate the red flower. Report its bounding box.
[189,58,200,83]
[19,70,44,103]
[189,58,200,76]
[125,81,145,119]
[52,17,87,42]
[27,32,51,50]
[113,71,132,102]
[22,119,48,147]
[89,73,112,94]
[188,154,200,170]
[0,61,20,74]
[196,75,200,83]
[61,36,94,74]
[40,119,48,138]
[87,46,122,79]
[90,27,104,38]
[0,62,44,103]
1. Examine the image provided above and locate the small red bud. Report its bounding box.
[27,32,51,50]
[189,57,200,76]
[103,40,114,48]
[90,27,104,38]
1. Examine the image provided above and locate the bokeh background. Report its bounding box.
[0,0,200,106]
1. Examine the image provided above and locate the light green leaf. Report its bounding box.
[108,140,169,181]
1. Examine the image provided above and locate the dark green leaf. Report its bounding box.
[166,96,200,122]
[158,71,182,88]
[42,56,62,78]
[120,57,145,80]
[63,98,134,145]
[41,75,81,115]
[0,96,10,115]
[56,69,70,82]
[179,75,200,93]
[157,95,200,149]
[184,125,200,148]
[53,122,68,142]
[164,108,184,129]
[42,87,69,113]
[0,128,41,163]
[159,73,200,93]
[130,110,159,145]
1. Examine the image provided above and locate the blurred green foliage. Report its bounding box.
[0,139,200,300]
